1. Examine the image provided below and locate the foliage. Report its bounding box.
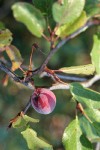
[0,0,100,150]
[59,64,95,75]
[63,116,93,150]
[21,128,53,150]
[12,2,46,37]
[0,29,12,48]
[52,0,85,25]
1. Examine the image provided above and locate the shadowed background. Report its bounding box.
[0,0,100,150]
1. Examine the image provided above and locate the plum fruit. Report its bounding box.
[31,88,56,114]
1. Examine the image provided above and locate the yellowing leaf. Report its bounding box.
[12,115,39,128]
[0,29,12,48]
[6,45,23,71]
[56,11,87,38]
[59,64,95,75]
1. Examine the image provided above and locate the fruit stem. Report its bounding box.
[23,98,31,114]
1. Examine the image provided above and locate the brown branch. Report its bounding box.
[22,98,32,114]
[0,19,100,90]
[0,61,34,90]
[0,61,20,81]
[32,18,100,75]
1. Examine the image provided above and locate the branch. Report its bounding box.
[0,61,19,81]
[81,75,100,88]
[40,71,88,82]
[22,99,31,114]
[0,61,34,90]
[0,19,100,90]
[34,18,100,74]
[49,75,100,90]
[0,60,100,90]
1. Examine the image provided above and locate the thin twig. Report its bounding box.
[56,74,87,81]
[42,33,50,42]
[0,61,34,90]
[0,19,100,90]
[0,60,100,90]
[36,18,100,74]
[81,75,100,88]
[22,99,32,114]
[0,61,20,81]
[49,75,100,90]
[40,72,87,81]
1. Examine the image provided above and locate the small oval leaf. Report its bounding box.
[56,11,87,38]
[52,0,85,25]
[59,64,95,75]
[21,128,53,150]
[6,45,23,71]
[12,2,46,37]
[0,29,12,48]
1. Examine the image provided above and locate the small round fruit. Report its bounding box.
[31,88,56,114]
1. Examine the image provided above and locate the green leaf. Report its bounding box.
[21,128,53,150]
[0,29,12,48]
[90,35,100,74]
[6,45,23,71]
[12,2,46,37]
[84,108,100,123]
[52,0,85,25]
[79,115,100,142]
[56,11,87,38]
[59,64,95,75]
[80,107,100,141]
[83,108,100,141]
[63,116,93,150]
[13,115,39,128]
[80,134,93,150]
[85,0,100,17]
[70,83,100,109]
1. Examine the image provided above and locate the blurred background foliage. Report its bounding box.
[0,0,100,150]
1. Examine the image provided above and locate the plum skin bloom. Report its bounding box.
[31,88,56,114]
